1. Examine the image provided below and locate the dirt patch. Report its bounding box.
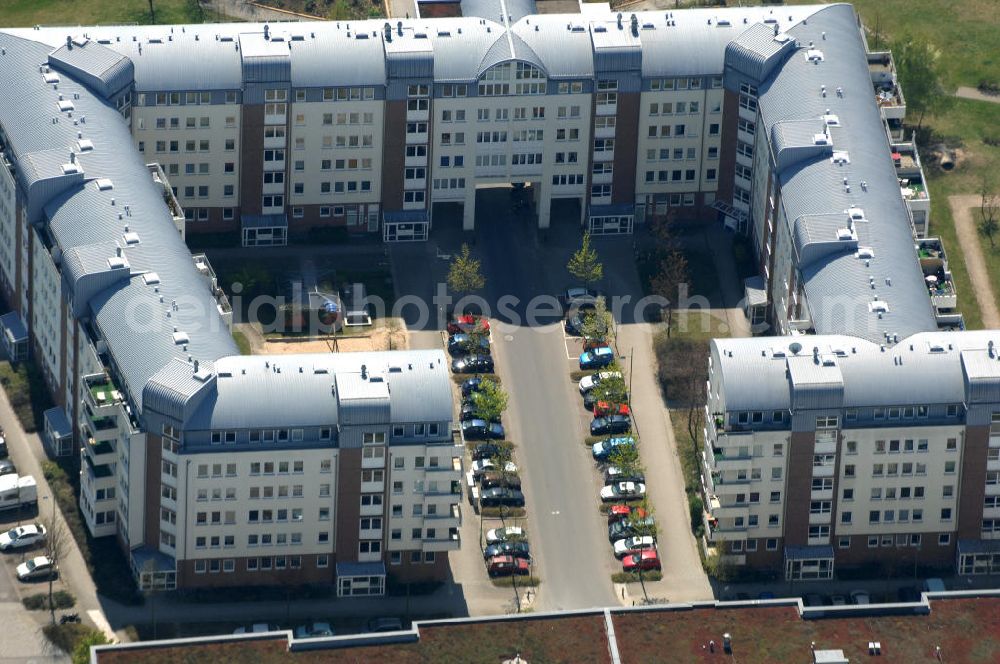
[948,194,1000,327]
[241,319,411,355]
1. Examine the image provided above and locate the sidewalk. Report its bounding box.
[948,194,1000,328]
[0,374,116,643]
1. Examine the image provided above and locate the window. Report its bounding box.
[938,533,950,546]
[770,491,781,503]
[842,488,854,501]
[766,538,778,551]
[944,461,956,474]
[940,508,952,521]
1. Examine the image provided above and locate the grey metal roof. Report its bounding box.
[47,38,134,99]
[753,4,937,343]
[712,331,1000,413]
[770,119,830,171]
[510,16,593,80]
[289,26,387,88]
[43,406,73,439]
[461,0,536,24]
[181,350,451,430]
[725,22,795,83]
[61,241,132,317]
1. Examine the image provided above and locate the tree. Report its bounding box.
[580,297,613,345]
[148,0,155,22]
[567,232,604,288]
[592,366,628,410]
[649,249,689,336]
[41,508,68,625]
[72,629,110,664]
[626,497,657,603]
[979,174,999,250]
[447,244,485,306]
[487,442,522,611]
[383,317,406,351]
[607,443,642,480]
[891,36,951,133]
[471,378,509,424]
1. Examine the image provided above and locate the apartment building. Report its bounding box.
[701,3,1000,579]
[1,6,823,245]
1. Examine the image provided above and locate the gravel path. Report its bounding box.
[948,194,1000,328]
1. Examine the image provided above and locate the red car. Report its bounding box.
[447,315,491,336]
[607,504,648,525]
[593,401,631,418]
[622,549,661,572]
[487,555,529,577]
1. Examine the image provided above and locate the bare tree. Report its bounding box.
[979,174,999,250]
[382,317,406,350]
[41,508,68,625]
[650,250,689,337]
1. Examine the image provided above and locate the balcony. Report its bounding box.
[147,163,185,237]
[84,453,114,483]
[424,503,462,528]
[362,454,385,469]
[702,511,747,542]
[875,82,906,121]
[808,512,832,526]
[360,480,385,494]
[406,108,430,122]
[422,528,460,552]
[85,374,123,413]
[812,464,834,478]
[595,103,617,117]
[405,131,428,145]
[85,435,116,466]
[810,489,833,501]
[404,154,427,168]
[191,254,232,327]
[359,502,384,517]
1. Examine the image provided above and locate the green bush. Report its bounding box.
[42,623,93,654]
[480,507,527,519]
[689,494,705,538]
[0,359,54,433]
[611,571,664,584]
[490,575,541,588]
[22,591,76,611]
[72,629,110,664]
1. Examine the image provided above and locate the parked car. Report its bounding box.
[613,535,656,559]
[447,314,490,336]
[366,617,403,633]
[487,554,529,577]
[562,287,602,313]
[579,346,615,370]
[16,556,56,582]
[604,466,645,485]
[0,459,15,476]
[564,313,586,336]
[459,402,500,423]
[592,436,636,462]
[483,541,530,560]
[850,590,871,605]
[452,354,494,374]
[0,524,47,552]
[461,376,488,397]
[608,515,655,542]
[470,459,517,479]
[479,472,521,491]
[471,443,506,461]
[462,419,505,441]
[579,371,622,395]
[485,526,524,545]
[583,391,600,411]
[600,481,646,502]
[294,622,334,638]
[622,549,661,572]
[606,504,649,525]
[479,487,525,508]
[448,333,491,356]
[593,401,631,418]
[591,414,631,436]
[233,623,280,634]
[0,433,7,459]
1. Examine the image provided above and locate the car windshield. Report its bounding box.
[25,560,36,571]
[5,528,17,538]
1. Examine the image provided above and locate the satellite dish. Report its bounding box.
[789,342,802,355]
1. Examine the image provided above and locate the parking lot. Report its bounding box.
[391,188,713,610]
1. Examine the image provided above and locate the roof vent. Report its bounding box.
[78,139,94,152]
[869,300,889,313]
[806,49,824,63]
[836,228,855,241]
[847,206,865,221]
[61,163,80,175]
[857,247,874,259]
[813,133,829,146]
[715,17,731,27]
[123,231,140,245]
[107,256,127,270]
[822,113,840,126]
[831,151,849,165]
[43,72,60,84]
[57,100,74,112]
[96,178,113,191]
[929,344,946,353]
[142,272,160,285]
[172,331,190,345]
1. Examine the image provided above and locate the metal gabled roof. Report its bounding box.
[48,38,133,99]
[757,3,936,343]
[290,25,387,88]
[713,331,1000,414]
[509,15,593,79]
[725,21,795,82]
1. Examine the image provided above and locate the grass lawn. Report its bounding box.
[231,329,252,355]
[0,0,230,26]
[256,0,385,20]
[0,359,53,433]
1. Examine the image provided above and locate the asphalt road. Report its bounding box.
[471,194,619,612]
